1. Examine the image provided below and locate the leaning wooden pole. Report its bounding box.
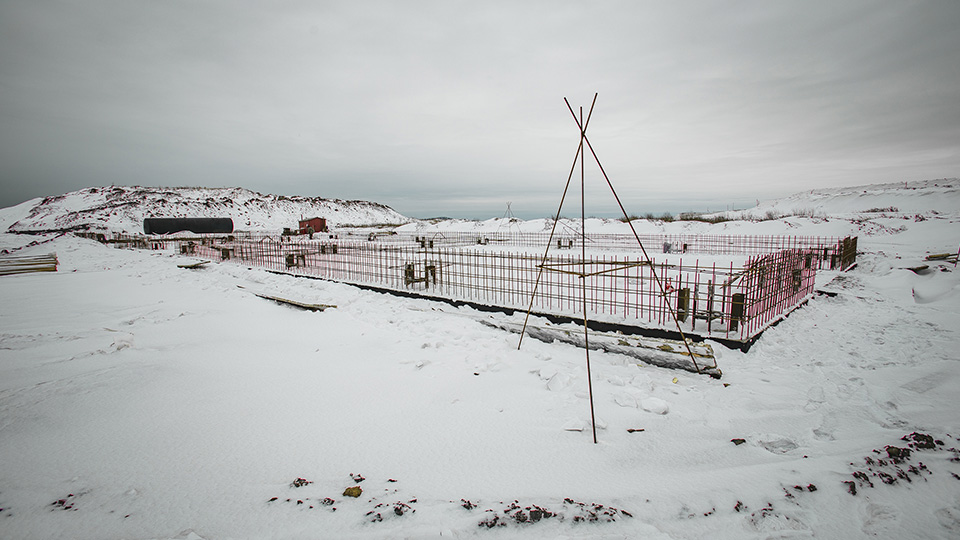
[517,101,596,349]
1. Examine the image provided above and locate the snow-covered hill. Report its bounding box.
[1,186,412,233]
[392,178,959,258]
[727,177,960,219]
[3,178,957,236]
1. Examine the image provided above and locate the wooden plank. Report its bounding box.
[0,254,58,276]
[177,260,211,269]
[253,293,336,312]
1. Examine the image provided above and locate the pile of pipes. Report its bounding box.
[0,253,59,276]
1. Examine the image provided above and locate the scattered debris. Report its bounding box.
[731,438,747,446]
[884,445,911,463]
[50,494,78,511]
[925,252,958,262]
[845,432,955,495]
[476,498,631,528]
[627,428,645,433]
[343,486,362,498]
[478,512,507,528]
[903,432,941,449]
[366,498,417,522]
[349,473,365,483]
[290,477,312,488]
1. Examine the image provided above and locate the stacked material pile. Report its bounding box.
[0,253,58,276]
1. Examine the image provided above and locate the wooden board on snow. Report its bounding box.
[253,293,336,312]
[177,260,211,269]
[0,253,58,276]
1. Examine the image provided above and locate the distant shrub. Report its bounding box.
[792,207,817,218]
[677,212,732,224]
[864,206,899,213]
[621,212,673,222]
[757,208,821,221]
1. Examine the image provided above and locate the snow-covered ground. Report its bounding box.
[1,181,959,539]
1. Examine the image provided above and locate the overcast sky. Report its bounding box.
[1,0,957,219]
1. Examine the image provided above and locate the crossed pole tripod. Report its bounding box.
[517,94,701,444]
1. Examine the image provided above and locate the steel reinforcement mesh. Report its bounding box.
[137,232,834,343]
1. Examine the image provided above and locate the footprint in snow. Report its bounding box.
[537,366,557,381]
[562,417,607,431]
[546,372,572,391]
[758,436,800,454]
[640,397,669,415]
[614,392,638,408]
[934,503,960,533]
[861,502,901,536]
[743,505,810,535]
[813,414,838,441]
[606,375,626,386]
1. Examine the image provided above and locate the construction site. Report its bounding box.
[84,96,858,357]
[96,228,857,348]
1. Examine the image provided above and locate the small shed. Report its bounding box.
[299,217,327,234]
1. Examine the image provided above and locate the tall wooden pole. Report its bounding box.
[579,106,598,444]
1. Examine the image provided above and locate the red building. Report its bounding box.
[298,217,327,234]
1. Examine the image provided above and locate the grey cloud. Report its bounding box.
[1,0,957,218]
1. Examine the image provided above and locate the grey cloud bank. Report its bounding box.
[1,0,957,219]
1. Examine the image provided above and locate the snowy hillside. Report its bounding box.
[726,177,960,219]
[394,178,960,260]
[4,178,957,237]
[1,186,412,233]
